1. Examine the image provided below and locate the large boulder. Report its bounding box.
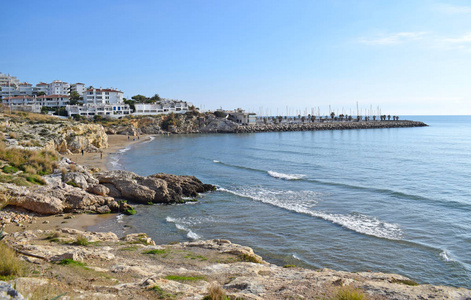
[5,184,64,215]
[95,170,215,204]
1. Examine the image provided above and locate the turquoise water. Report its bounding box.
[95,116,471,288]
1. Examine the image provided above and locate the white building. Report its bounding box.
[36,95,70,107]
[0,73,21,87]
[227,108,257,125]
[66,103,131,118]
[70,83,86,96]
[133,100,192,116]
[3,94,69,108]
[84,88,123,105]
[33,82,49,95]
[48,80,70,95]
[18,83,33,95]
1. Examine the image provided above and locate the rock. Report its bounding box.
[96,205,111,214]
[63,172,90,189]
[0,282,25,300]
[120,233,156,246]
[86,184,110,196]
[95,170,215,204]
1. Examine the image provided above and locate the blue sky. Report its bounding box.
[1,0,471,115]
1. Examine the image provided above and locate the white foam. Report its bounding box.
[213,160,220,163]
[166,216,209,241]
[268,171,306,180]
[142,136,156,144]
[187,230,201,240]
[292,253,302,260]
[219,186,402,240]
[116,214,123,223]
[440,250,454,262]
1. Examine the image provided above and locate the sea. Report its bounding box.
[90,116,471,289]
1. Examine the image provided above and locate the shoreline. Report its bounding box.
[2,134,154,234]
[64,134,154,171]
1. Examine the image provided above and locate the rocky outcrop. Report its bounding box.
[95,170,215,204]
[2,228,470,300]
[1,117,108,154]
[0,159,214,215]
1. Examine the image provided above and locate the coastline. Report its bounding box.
[2,134,153,234]
[64,134,153,171]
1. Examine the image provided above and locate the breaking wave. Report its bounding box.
[440,250,455,262]
[165,216,215,240]
[268,171,306,180]
[219,186,403,240]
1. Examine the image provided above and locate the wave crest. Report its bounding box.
[219,186,402,240]
[268,171,306,180]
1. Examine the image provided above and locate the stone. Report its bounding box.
[86,184,110,196]
[0,282,25,300]
[96,205,111,214]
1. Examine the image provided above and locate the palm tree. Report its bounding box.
[330,112,335,120]
[387,115,391,121]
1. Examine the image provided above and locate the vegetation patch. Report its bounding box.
[391,278,419,286]
[2,165,18,174]
[123,208,136,215]
[151,285,176,299]
[119,246,139,251]
[66,181,78,187]
[335,286,367,300]
[238,253,262,264]
[184,253,207,261]
[283,264,296,268]
[164,275,206,282]
[143,249,166,255]
[58,259,86,267]
[73,235,89,246]
[203,282,230,300]
[0,243,23,279]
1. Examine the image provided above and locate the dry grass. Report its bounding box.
[0,188,12,210]
[203,282,228,300]
[0,140,59,183]
[0,242,23,278]
[335,285,368,300]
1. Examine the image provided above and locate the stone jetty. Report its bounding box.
[203,120,428,134]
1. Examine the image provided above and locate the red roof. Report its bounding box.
[37,94,69,99]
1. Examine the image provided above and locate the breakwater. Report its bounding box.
[230,120,427,133]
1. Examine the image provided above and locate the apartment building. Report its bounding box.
[84,88,123,105]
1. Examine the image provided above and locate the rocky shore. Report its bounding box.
[3,112,470,299]
[1,227,470,299]
[1,158,215,217]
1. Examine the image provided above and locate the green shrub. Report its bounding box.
[66,181,78,187]
[164,275,206,282]
[2,165,18,174]
[143,249,166,255]
[73,235,89,246]
[58,259,85,267]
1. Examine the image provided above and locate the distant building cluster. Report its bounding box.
[0,72,193,118]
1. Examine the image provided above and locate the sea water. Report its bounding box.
[91,116,471,288]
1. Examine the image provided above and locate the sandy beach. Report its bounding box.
[3,134,154,234]
[65,134,152,171]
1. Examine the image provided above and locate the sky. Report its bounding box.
[1,0,471,115]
